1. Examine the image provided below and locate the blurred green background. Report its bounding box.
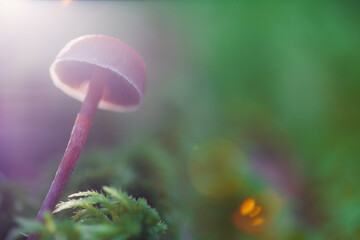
[1,1,360,239]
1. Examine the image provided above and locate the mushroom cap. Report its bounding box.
[50,35,146,112]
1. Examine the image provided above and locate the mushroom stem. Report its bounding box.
[35,70,106,222]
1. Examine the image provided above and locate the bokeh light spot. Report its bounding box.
[240,198,256,216]
[249,205,262,218]
[188,139,247,199]
[233,191,283,235]
[251,217,264,226]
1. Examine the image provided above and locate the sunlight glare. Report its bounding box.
[62,0,73,7]
[0,0,25,16]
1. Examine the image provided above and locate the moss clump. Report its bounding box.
[9,186,166,240]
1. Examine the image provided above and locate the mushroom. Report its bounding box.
[35,35,146,221]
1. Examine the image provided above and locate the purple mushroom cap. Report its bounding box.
[50,35,146,112]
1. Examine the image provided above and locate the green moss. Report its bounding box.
[9,187,166,240]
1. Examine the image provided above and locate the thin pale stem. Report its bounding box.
[33,69,106,225]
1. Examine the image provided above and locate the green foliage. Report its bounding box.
[166,2,360,239]
[0,176,34,240]
[0,178,17,239]
[69,142,177,207]
[9,187,166,240]
[66,142,181,239]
